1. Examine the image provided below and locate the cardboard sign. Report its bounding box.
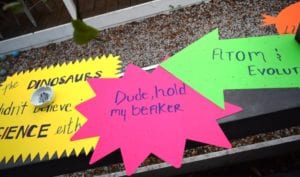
[0,55,121,163]
[72,64,241,175]
[262,2,300,34]
[161,29,300,108]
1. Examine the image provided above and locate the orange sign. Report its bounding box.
[262,2,300,34]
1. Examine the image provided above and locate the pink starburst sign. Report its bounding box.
[71,64,242,175]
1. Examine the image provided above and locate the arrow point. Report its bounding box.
[161,28,220,68]
[206,28,220,40]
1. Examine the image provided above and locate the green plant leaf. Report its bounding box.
[2,2,23,14]
[72,19,98,45]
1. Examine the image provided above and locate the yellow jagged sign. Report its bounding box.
[0,55,121,163]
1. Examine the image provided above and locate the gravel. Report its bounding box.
[0,0,299,176]
[56,126,300,177]
[0,0,298,83]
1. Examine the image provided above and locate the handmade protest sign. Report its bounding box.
[262,2,300,34]
[161,29,300,108]
[0,55,121,163]
[72,64,242,175]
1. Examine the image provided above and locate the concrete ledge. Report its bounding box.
[0,0,209,55]
[95,135,300,177]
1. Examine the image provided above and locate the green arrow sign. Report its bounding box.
[161,29,300,108]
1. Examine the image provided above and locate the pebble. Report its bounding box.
[0,55,7,61]
[0,68,7,76]
[11,50,20,58]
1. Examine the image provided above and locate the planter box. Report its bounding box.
[0,65,300,177]
[0,0,209,55]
